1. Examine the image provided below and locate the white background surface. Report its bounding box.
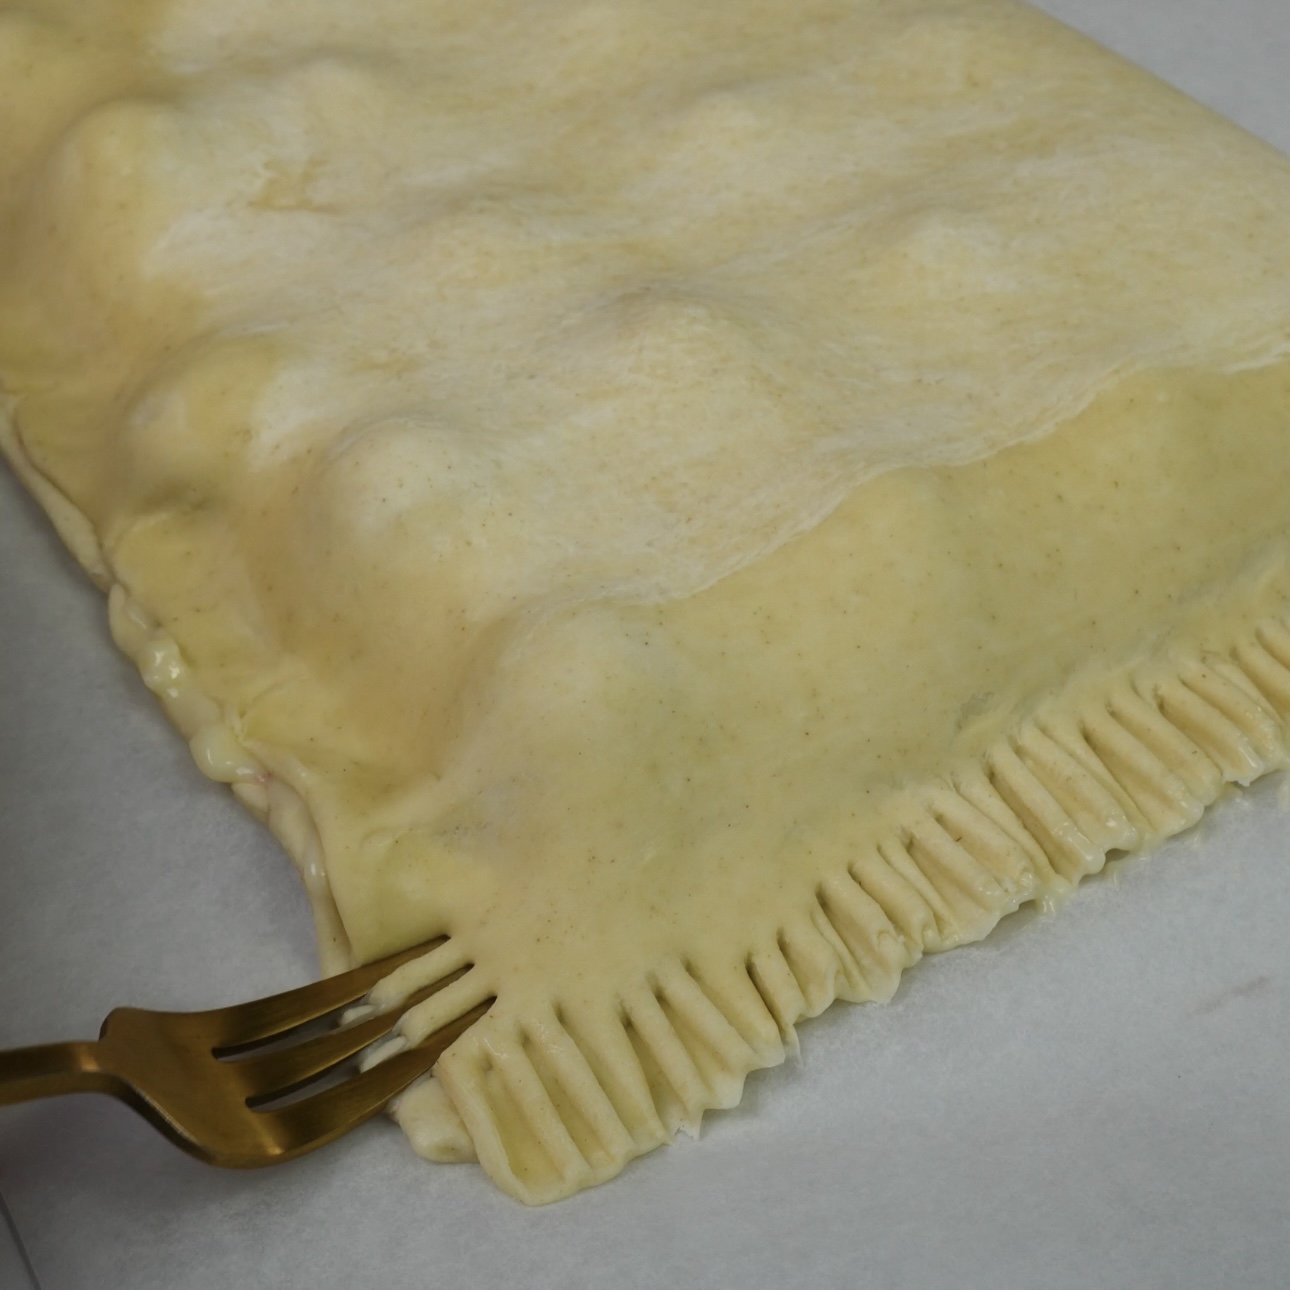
[2,2,1289,1286]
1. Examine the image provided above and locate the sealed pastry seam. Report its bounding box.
[0,404,356,969]
[418,600,1290,1203]
[4,0,1290,1205]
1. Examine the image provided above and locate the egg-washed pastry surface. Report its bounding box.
[4,0,1290,1202]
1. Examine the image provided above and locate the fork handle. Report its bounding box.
[0,1040,122,1106]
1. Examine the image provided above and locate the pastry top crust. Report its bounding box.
[4,0,1290,1201]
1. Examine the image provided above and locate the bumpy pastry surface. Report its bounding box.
[3,0,1290,1202]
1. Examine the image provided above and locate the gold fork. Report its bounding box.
[0,939,491,1166]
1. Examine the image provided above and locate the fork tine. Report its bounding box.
[203,938,448,1053]
[231,966,473,1103]
[249,1000,493,1165]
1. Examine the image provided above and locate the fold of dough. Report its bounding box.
[2,0,1289,1202]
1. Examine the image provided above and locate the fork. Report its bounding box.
[0,938,491,1166]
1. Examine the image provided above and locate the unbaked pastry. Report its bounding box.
[3,0,1290,1202]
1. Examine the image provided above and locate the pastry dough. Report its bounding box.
[3,0,1290,1202]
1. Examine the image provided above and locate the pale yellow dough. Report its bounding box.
[3,0,1290,1202]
